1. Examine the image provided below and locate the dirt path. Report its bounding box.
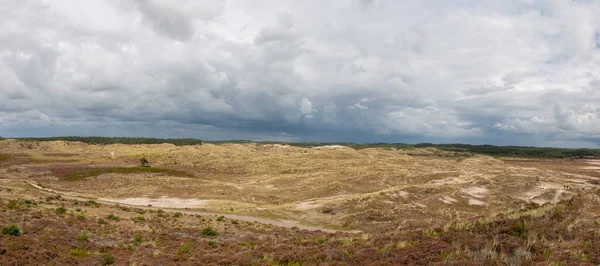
[20,181,354,234]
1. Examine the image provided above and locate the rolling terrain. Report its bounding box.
[1,139,600,265]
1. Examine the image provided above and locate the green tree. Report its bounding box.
[139,157,150,168]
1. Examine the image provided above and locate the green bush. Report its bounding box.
[56,206,67,215]
[202,227,218,237]
[101,254,115,265]
[77,232,89,241]
[2,224,21,236]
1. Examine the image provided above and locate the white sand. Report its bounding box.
[102,197,208,208]
[439,196,458,204]
[461,186,488,198]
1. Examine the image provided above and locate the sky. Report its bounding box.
[1,0,600,147]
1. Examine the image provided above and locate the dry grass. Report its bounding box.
[1,139,598,233]
[1,139,600,264]
[50,167,193,181]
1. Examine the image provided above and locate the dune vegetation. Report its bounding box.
[1,138,599,264]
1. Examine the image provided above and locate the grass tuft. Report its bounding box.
[177,243,193,255]
[69,248,92,258]
[76,232,89,241]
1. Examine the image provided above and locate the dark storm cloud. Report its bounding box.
[1,0,600,147]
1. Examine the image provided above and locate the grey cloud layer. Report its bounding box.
[1,0,600,147]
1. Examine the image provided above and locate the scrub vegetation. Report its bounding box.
[1,138,600,264]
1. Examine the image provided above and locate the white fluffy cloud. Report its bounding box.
[1,0,600,147]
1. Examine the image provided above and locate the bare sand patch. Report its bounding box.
[262,184,278,190]
[102,197,209,209]
[461,186,488,198]
[429,178,468,185]
[263,144,291,150]
[431,170,455,173]
[439,196,458,204]
[518,182,571,205]
[584,160,600,166]
[271,144,289,149]
[414,203,427,208]
[395,190,410,199]
[295,201,324,210]
[468,198,486,206]
[520,167,537,170]
[313,145,348,150]
[522,184,555,199]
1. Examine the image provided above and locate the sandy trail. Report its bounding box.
[22,181,354,234]
[581,166,600,170]
[584,160,600,166]
[102,197,209,209]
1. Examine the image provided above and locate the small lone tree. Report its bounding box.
[140,157,150,168]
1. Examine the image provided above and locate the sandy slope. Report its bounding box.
[1,139,599,232]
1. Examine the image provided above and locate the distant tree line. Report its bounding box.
[205,140,600,158]
[16,136,203,146]
[412,143,600,158]
[3,136,600,158]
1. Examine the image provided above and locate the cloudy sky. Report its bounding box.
[1,0,600,147]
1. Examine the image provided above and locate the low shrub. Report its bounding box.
[177,243,193,255]
[101,254,115,265]
[106,214,120,221]
[56,206,67,215]
[77,232,89,241]
[133,232,143,246]
[2,224,21,236]
[202,227,218,237]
